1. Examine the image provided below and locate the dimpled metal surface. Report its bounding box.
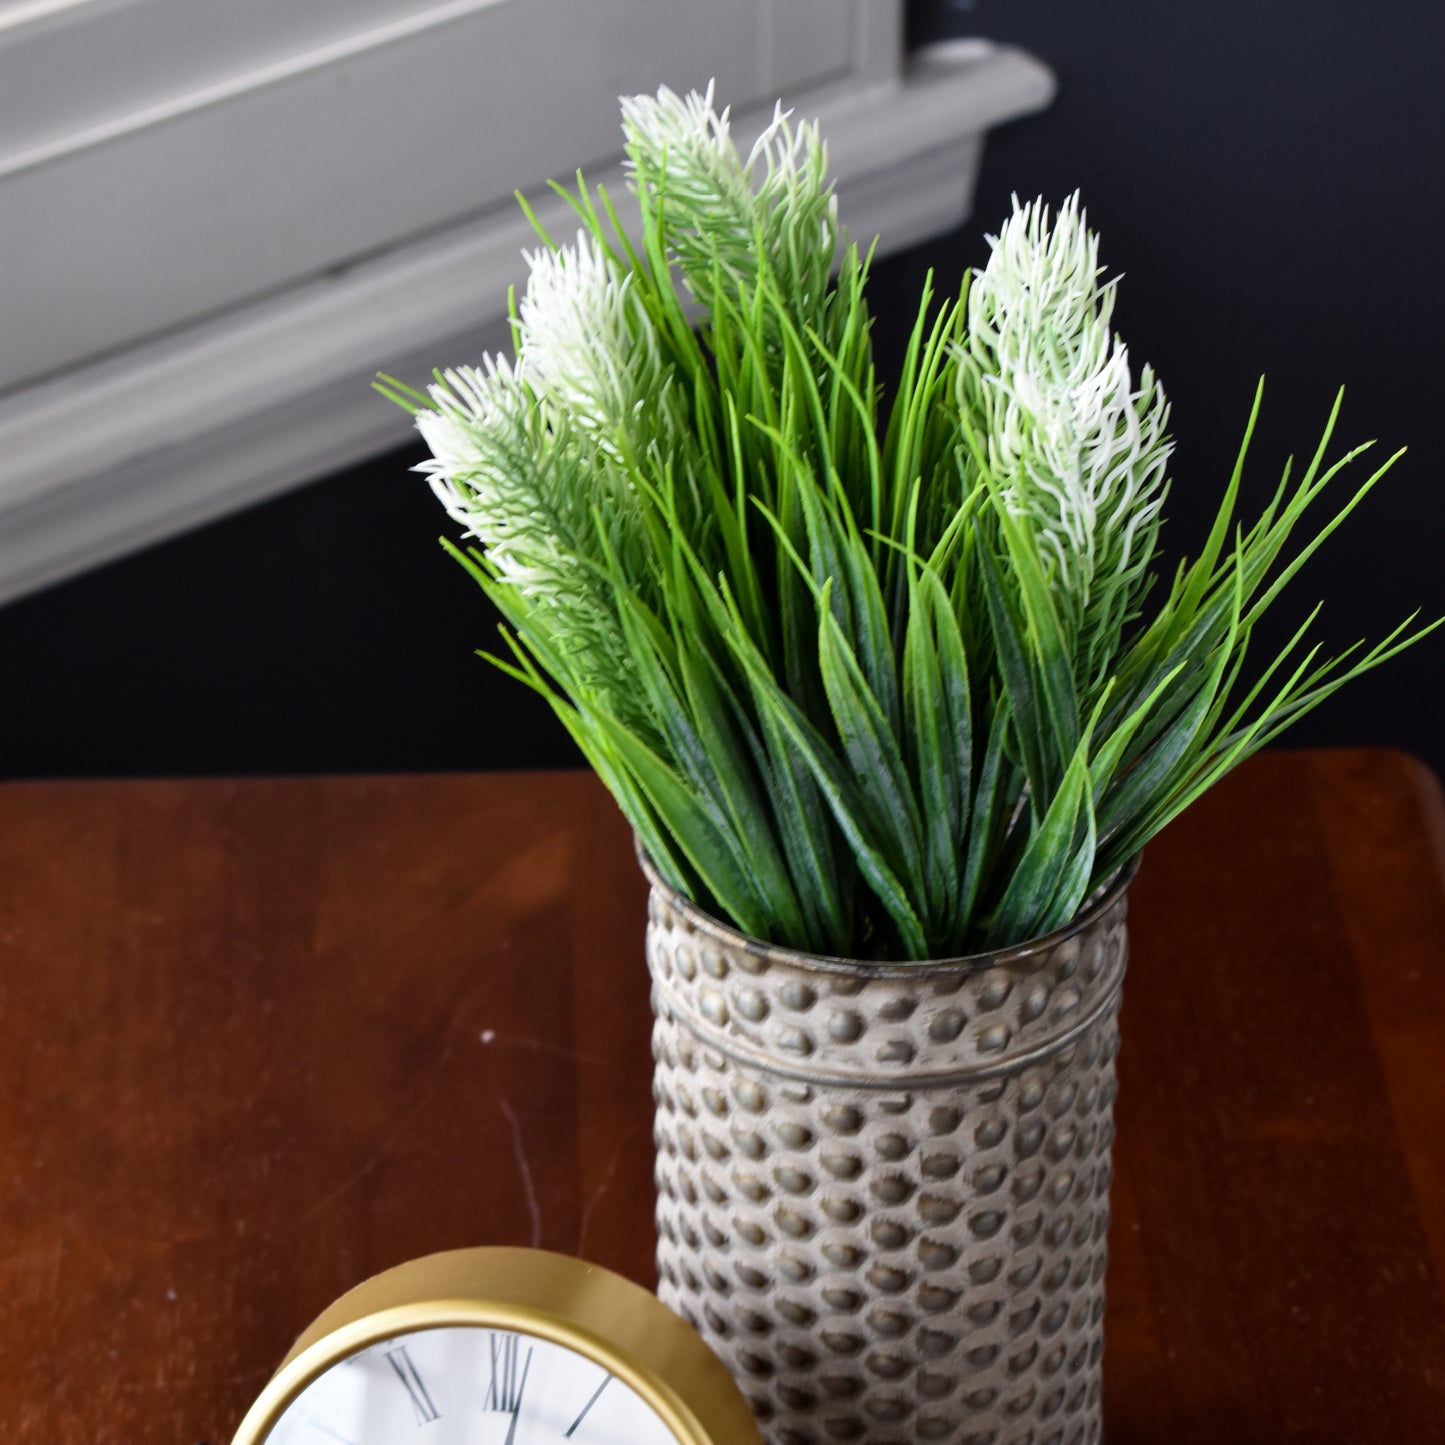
[645,865,1131,1445]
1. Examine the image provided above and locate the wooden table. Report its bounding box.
[0,750,1441,1444]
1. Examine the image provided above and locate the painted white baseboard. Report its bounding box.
[0,42,1053,605]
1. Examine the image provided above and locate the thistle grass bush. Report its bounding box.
[382,84,1435,962]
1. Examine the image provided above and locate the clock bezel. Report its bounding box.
[229,1247,763,1445]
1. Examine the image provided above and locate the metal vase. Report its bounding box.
[644,857,1134,1445]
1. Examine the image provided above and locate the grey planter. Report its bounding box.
[644,857,1135,1445]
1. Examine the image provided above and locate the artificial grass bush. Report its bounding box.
[381,84,1435,961]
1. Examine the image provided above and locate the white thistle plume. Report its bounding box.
[413,356,649,730]
[964,194,1173,690]
[620,80,836,308]
[415,355,534,560]
[414,356,591,600]
[517,229,684,467]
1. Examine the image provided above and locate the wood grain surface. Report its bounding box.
[0,750,1440,1443]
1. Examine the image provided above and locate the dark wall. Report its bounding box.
[1,1,1441,781]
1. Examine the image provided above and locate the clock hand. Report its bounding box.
[502,1345,533,1445]
[565,1375,612,1438]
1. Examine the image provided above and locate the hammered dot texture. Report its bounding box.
[646,871,1130,1445]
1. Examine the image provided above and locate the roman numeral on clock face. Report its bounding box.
[384,1344,441,1426]
[485,1332,533,1415]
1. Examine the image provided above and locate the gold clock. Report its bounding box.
[230,1247,763,1445]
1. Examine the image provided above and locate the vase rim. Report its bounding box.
[637,846,1141,979]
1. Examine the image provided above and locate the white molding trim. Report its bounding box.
[0,0,518,178]
[0,42,1054,605]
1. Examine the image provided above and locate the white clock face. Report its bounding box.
[266,1325,682,1445]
